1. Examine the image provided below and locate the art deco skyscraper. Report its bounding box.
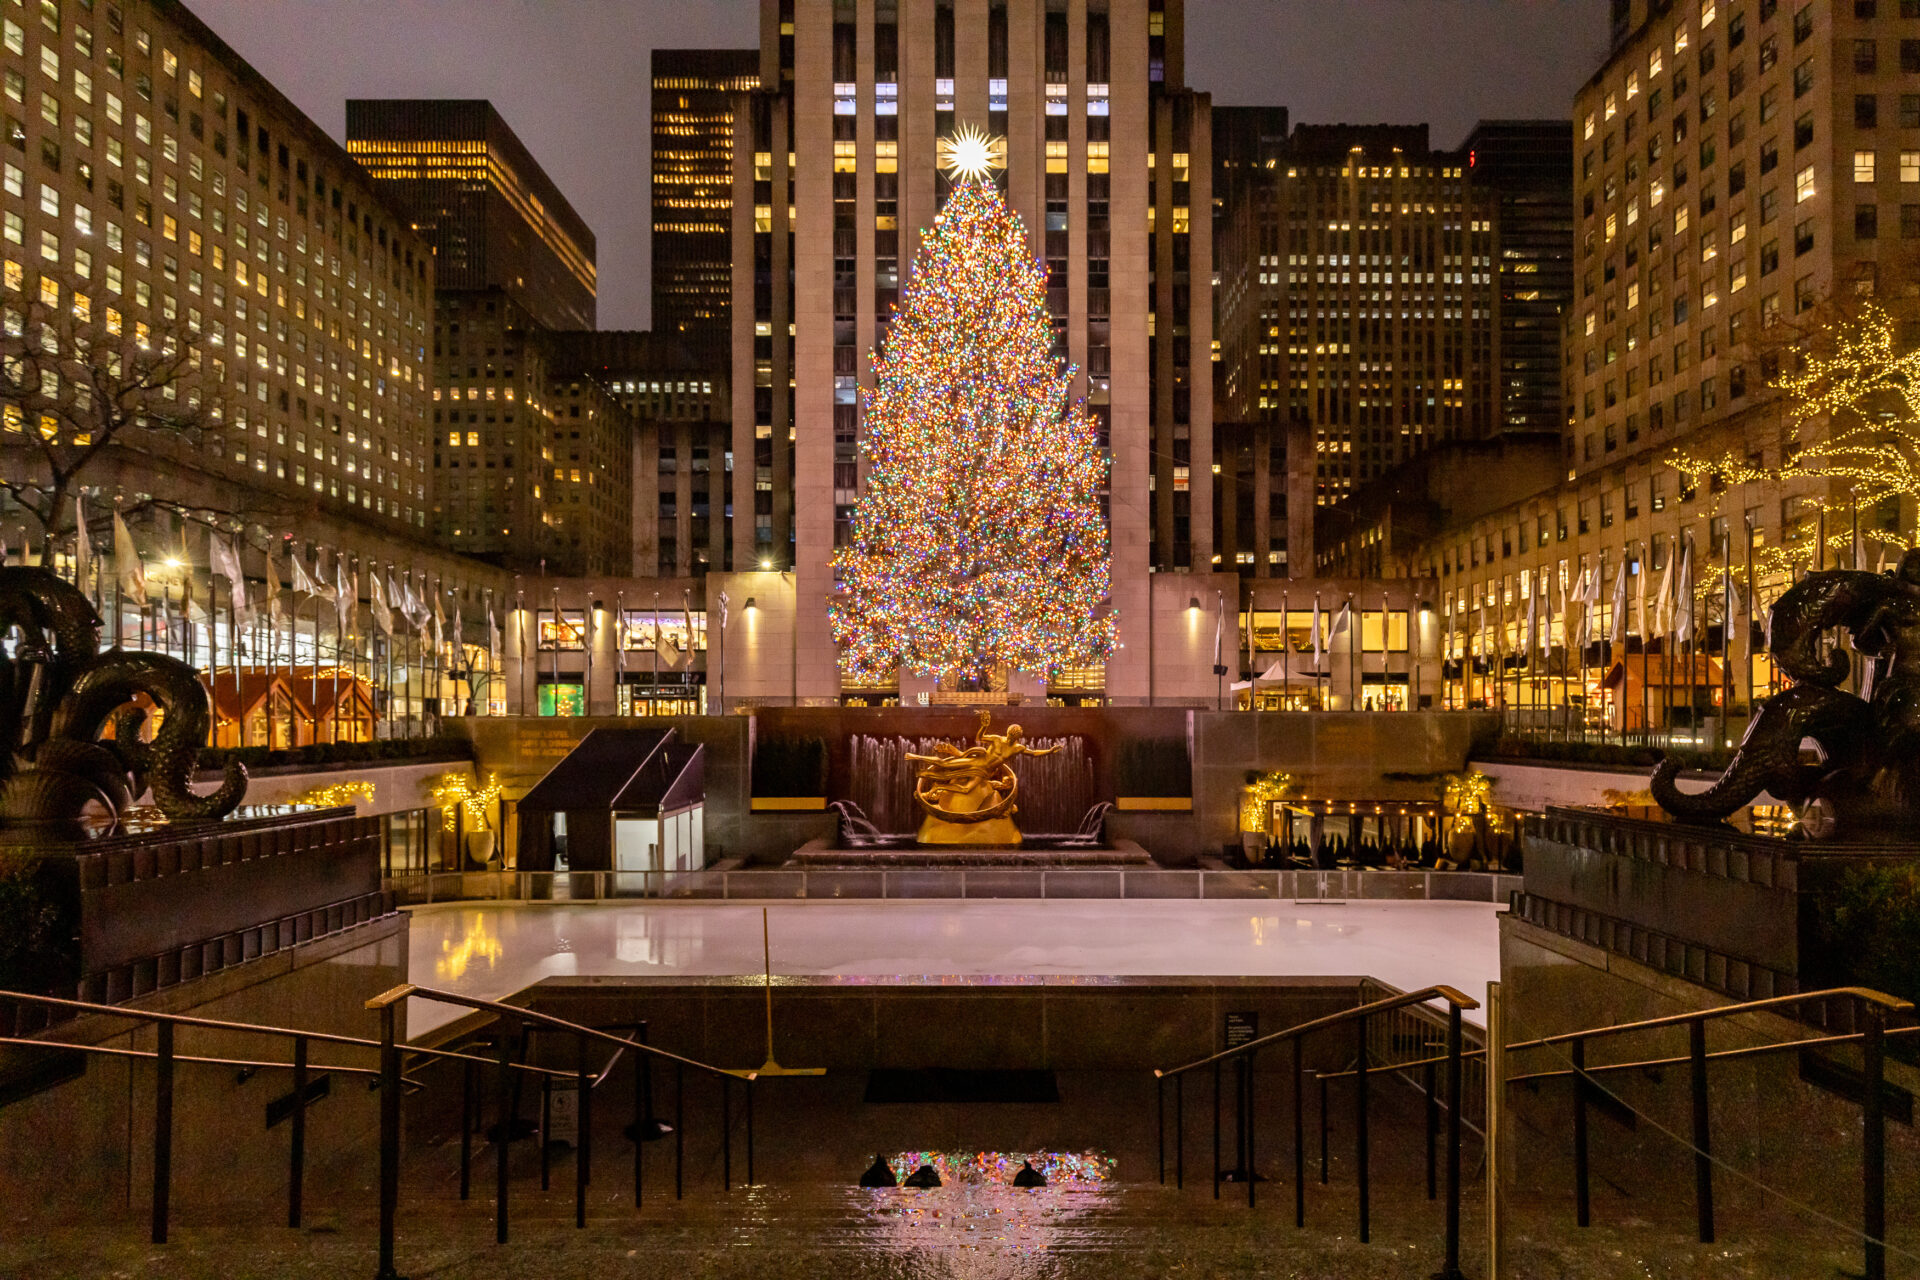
[732,0,1210,704]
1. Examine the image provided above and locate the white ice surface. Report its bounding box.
[405,899,1502,1039]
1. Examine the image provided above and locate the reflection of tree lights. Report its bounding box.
[436,910,503,980]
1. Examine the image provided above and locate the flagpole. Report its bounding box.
[1743,517,1756,729]
[652,590,661,717]
[1280,589,1289,712]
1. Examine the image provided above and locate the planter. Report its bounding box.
[465,829,498,868]
[751,797,828,811]
[1115,797,1192,811]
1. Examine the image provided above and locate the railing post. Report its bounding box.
[1863,1003,1887,1280]
[1487,980,1506,1280]
[722,1073,732,1192]
[1355,1015,1370,1243]
[289,1034,308,1229]
[633,1026,649,1210]
[1688,1018,1714,1244]
[151,1018,174,1245]
[1572,1035,1590,1227]
[1246,1049,1257,1210]
[540,1076,552,1192]
[674,1061,685,1200]
[1424,1055,1437,1201]
[1212,1059,1222,1199]
[575,1031,590,1229]
[1175,1073,1185,1191]
[1157,1076,1165,1185]
[1440,1003,1466,1280]
[1318,1073,1329,1185]
[460,1056,474,1201]
[746,1077,755,1185]
[1292,1037,1305,1229]
[375,1003,400,1280]
[495,1021,514,1244]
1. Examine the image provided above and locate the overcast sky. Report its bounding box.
[188,0,1610,329]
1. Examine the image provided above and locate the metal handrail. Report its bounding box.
[0,987,572,1079]
[1154,984,1479,1079]
[367,983,755,1082]
[1505,1022,1920,1086]
[1154,982,1477,1280]
[1501,983,1911,1280]
[0,1033,420,1086]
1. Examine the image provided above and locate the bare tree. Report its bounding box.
[0,285,217,561]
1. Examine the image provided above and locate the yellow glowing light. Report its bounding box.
[428,771,506,833]
[292,780,376,809]
[938,124,1007,182]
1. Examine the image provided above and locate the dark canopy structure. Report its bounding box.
[516,728,706,873]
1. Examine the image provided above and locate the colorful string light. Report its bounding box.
[830,178,1118,688]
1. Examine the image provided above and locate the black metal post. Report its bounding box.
[1864,1005,1887,1280]
[1441,1004,1465,1280]
[495,1024,513,1244]
[1318,1073,1329,1185]
[576,1032,590,1229]
[289,1034,307,1229]
[633,1033,646,1210]
[152,1019,174,1245]
[1157,1077,1165,1185]
[1292,1037,1305,1229]
[1355,1017,1370,1243]
[675,1062,685,1200]
[1572,1035,1590,1227]
[1424,1056,1437,1201]
[746,1078,755,1186]
[540,1077,552,1192]
[1689,1019,1714,1244]
[1175,1074,1185,1191]
[1246,1050,1257,1210]
[460,1057,474,1201]
[1212,1060,1222,1199]
[722,1074,732,1192]
[376,1004,400,1280]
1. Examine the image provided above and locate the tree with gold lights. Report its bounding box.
[829,157,1116,688]
[1670,304,1920,593]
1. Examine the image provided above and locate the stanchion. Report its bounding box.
[1439,1003,1466,1280]
[1572,1036,1589,1227]
[576,1032,591,1229]
[1689,1020,1714,1243]
[375,1003,401,1280]
[1355,1017,1370,1243]
[289,1034,307,1228]
[1863,1004,1887,1280]
[152,1019,174,1245]
[460,1056,475,1202]
[1292,1038,1305,1229]
[495,1023,514,1244]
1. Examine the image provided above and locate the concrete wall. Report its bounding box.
[455,708,1498,866]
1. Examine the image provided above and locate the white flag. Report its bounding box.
[1634,552,1648,638]
[289,546,317,596]
[1674,542,1695,644]
[451,606,464,658]
[210,531,248,625]
[1310,597,1324,669]
[488,607,501,668]
[370,571,393,636]
[431,591,445,655]
[265,550,283,625]
[683,593,698,665]
[113,512,147,607]
[1654,548,1675,637]
[73,495,92,590]
[1609,560,1629,645]
[336,557,354,628]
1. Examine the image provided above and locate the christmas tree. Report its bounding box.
[829,171,1117,689]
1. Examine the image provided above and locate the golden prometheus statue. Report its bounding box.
[907,709,1057,845]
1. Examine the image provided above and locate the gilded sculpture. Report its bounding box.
[907,709,1056,845]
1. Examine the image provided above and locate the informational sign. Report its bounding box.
[548,1080,580,1147]
[1225,1011,1259,1051]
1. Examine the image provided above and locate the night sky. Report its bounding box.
[189,0,1610,329]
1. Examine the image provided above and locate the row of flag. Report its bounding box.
[62,495,504,668]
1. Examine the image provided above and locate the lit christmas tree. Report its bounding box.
[830,158,1116,689]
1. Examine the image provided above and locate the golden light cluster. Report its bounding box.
[428,771,506,833]
[292,780,376,809]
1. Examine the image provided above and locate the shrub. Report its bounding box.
[1804,861,1920,1009]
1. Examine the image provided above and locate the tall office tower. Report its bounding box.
[1568,0,1913,480]
[651,50,760,363]
[430,291,633,577]
[1212,106,1314,579]
[549,331,734,576]
[0,0,437,542]
[1463,121,1575,435]
[733,0,1211,704]
[1213,123,1502,512]
[345,100,597,332]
